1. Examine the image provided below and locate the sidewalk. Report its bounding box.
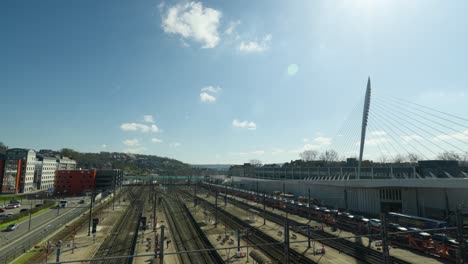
[54,201,128,263]
[133,204,179,264]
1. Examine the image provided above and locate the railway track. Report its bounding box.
[93,186,145,264]
[203,186,412,264]
[176,187,317,264]
[161,190,225,264]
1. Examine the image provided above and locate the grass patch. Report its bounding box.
[10,249,40,264]
[0,205,55,230]
[0,194,21,203]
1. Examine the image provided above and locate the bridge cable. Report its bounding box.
[376,98,468,146]
[373,102,467,154]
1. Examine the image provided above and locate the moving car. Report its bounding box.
[5,223,18,231]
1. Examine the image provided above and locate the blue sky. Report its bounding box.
[1,0,467,164]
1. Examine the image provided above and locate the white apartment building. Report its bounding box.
[3,148,36,193]
[57,157,77,170]
[35,156,57,191]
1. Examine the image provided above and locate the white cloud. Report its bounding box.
[232,119,256,130]
[225,20,240,35]
[150,124,159,133]
[101,144,107,148]
[370,130,387,136]
[356,138,392,146]
[401,135,423,142]
[303,138,310,142]
[120,123,159,133]
[124,147,146,154]
[239,34,272,53]
[313,136,332,146]
[229,150,264,156]
[151,137,163,143]
[123,139,140,147]
[143,115,154,123]
[200,92,216,103]
[170,142,181,147]
[272,148,284,155]
[433,130,468,141]
[303,144,320,151]
[200,86,222,103]
[201,86,222,93]
[161,2,221,48]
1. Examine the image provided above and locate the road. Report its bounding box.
[0,197,90,262]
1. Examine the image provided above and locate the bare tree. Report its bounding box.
[378,155,389,163]
[0,142,7,155]
[437,151,462,161]
[407,153,419,163]
[393,154,407,163]
[249,159,263,167]
[319,150,339,164]
[300,150,318,161]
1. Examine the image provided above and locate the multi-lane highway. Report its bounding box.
[0,197,90,263]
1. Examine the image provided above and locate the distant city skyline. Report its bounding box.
[1,0,467,164]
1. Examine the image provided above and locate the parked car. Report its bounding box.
[0,213,14,218]
[35,204,43,208]
[0,208,5,213]
[5,204,16,209]
[79,199,85,204]
[5,223,18,231]
[368,218,381,227]
[20,208,29,213]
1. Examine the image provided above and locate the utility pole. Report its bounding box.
[456,207,466,264]
[28,201,32,231]
[153,191,157,232]
[256,181,259,204]
[284,219,290,264]
[237,229,241,254]
[263,193,266,225]
[380,213,390,264]
[308,188,311,219]
[215,191,218,227]
[112,174,116,211]
[159,225,165,264]
[307,225,311,248]
[87,192,94,236]
[194,182,197,207]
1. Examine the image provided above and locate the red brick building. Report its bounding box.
[54,170,96,195]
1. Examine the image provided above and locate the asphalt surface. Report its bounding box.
[0,197,90,262]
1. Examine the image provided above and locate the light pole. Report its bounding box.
[87,191,94,236]
[28,201,33,231]
[56,192,60,216]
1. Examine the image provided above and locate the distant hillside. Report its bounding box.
[54,149,192,176]
[191,164,232,171]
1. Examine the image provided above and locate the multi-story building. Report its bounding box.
[35,156,58,191]
[57,157,77,170]
[54,169,96,196]
[95,169,123,193]
[0,148,36,193]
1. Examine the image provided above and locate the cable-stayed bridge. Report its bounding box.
[224,78,468,219]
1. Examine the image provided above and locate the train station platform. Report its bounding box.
[57,201,129,262]
[187,199,268,263]
[198,193,364,264]
[206,190,445,264]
